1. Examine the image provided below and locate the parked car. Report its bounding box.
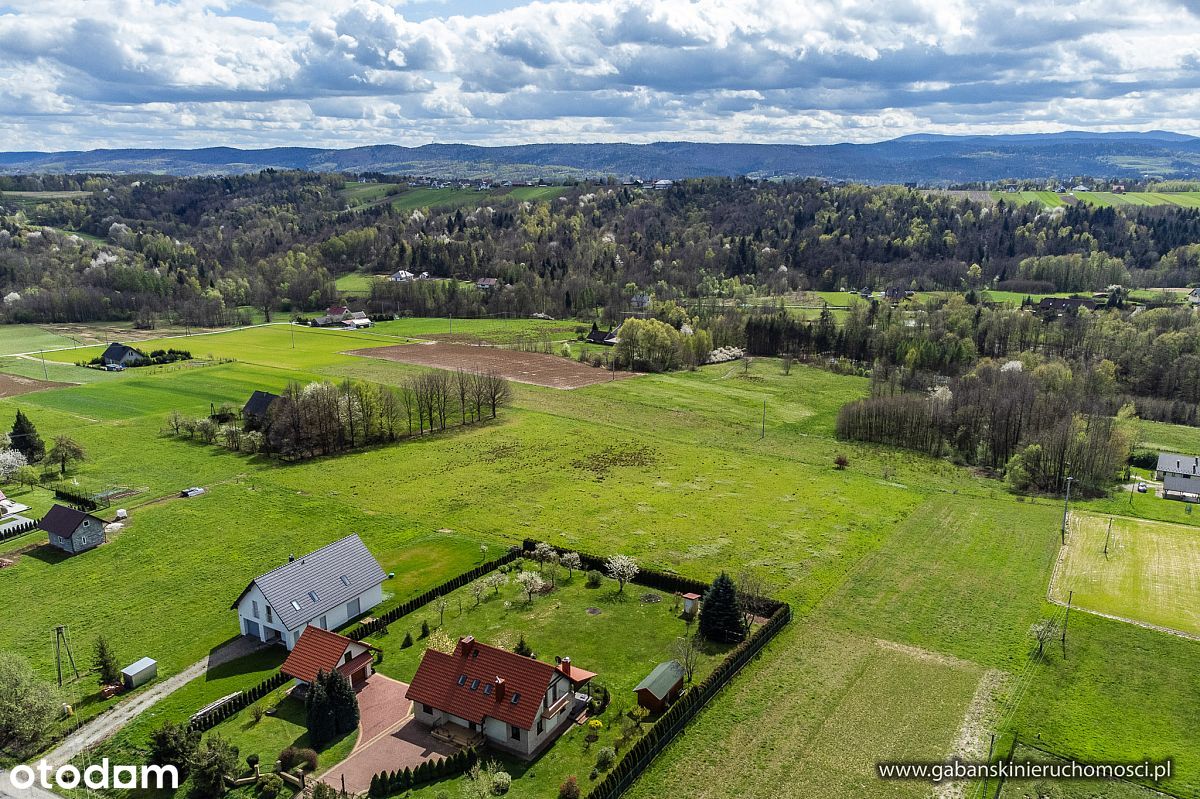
[1137,482,1148,493]
[104,364,125,372]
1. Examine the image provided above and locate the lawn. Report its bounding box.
[373,566,729,798]
[624,622,986,799]
[999,744,1170,798]
[1052,512,1200,636]
[335,273,380,297]
[0,324,80,355]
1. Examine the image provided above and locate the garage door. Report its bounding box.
[244,620,260,638]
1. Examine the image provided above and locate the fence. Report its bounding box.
[368,747,478,796]
[346,550,520,640]
[584,601,792,799]
[52,486,108,511]
[188,671,289,732]
[0,517,38,542]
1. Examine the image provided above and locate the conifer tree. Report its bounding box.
[698,572,745,644]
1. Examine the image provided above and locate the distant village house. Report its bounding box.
[101,342,146,367]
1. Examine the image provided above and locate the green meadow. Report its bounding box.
[3,319,1200,798]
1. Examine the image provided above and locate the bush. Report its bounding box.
[834,454,849,470]
[296,748,318,771]
[585,570,603,588]
[420,620,430,638]
[310,781,337,799]
[189,734,239,799]
[401,631,413,648]
[149,720,200,776]
[595,747,616,770]
[277,746,300,771]
[513,635,532,656]
[491,771,511,794]
[257,774,283,799]
[246,754,260,769]
[559,776,581,799]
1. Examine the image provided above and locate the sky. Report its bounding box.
[1,0,1199,151]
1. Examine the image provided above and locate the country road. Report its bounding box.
[0,637,266,799]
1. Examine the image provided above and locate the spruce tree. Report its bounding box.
[92,634,120,686]
[698,572,745,644]
[10,410,44,463]
[326,669,360,734]
[304,671,336,747]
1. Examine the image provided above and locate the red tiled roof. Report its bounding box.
[281,627,357,683]
[406,637,593,731]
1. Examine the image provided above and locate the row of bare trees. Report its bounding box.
[168,370,511,460]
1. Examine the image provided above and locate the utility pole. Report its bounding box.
[290,323,295,349]
[1062,590,1073,647]
[449,313,453,335]
[53,625,79,687]
[760,399,766,440]
[1061,475,1074,544]
[40,349,48,380]
[1103,517,1113,558]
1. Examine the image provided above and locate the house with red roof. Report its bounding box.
[281,626,378,688]
[406,636,595,759]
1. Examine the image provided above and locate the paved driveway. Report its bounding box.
[321,675,458,795]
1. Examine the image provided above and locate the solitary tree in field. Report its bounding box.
[670,634,703,684]
[699,572,745,644]
[605,554,639,593]
[91,634,120,686]
[1031,618,1058,660]
[47,435,85,476]
[10,410,44,463]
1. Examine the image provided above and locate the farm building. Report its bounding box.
[231,534,386,650]
[39,504,107,555]
[389,269,415,282]
[342,311,373,329]
[884,286,909,301]
[585,323,619,346]
[1155,453,1200,482]
[101,342,146,366]
[634,661,685,713]
[1036,297,1097,314]
[1162,475,1200,503]
[121,657,157,689]
[406,636,595,759]
[281,626,378,688]
[1189,288,1200,306]
[476,277,499,291]
[242,390,280,429]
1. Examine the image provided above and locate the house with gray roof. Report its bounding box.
[1162,474,1200,503]
[40,504,107,555]
[231,534,386,650]
[1155,452,1200,482]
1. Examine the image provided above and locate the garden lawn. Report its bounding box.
[378,567,728,799]
[1052,512,1200,636]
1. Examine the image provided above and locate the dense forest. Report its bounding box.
[5,172,1200,329]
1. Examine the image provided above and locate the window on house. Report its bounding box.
[536,718,544,735]
[469,679,480,691]
[308,590,319,603]
[320,615,328,629]
[291,600,301,611]
[483,684,493,696]
[340,575,351,587]
[510,692,521,705]
[266,606,273,623]
[510,725,521,741]
[252,601,260,619]
[457,674,467,686]
[346,598,361,616]
[343,652,352,664]
[422,704,433,715]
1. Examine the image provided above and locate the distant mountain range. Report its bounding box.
[3,131,1200,183]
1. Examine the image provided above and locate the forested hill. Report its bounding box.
[2,131,1200,181]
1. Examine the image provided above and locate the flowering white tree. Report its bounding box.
[605,554,639,593]
[485,573,508,595]
[532,542,556,571]
[561,551,582,578]
[515,571,546,603]
[0,449,28,482]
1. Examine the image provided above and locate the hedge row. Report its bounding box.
[368,747,478,796]
[0,517,37,542]
[347,550,519,640]
[188,671,288,732]
[584,602,793,799]
[53,487,104,511]
[520,539,786,618]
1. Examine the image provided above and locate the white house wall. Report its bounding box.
[237,582,383,650]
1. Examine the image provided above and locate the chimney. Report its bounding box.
[459,635,475,655]
[561,657,571,677]
[494,677,505,700]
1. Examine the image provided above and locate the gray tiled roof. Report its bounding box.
[1156,452,1200,477]
[634,661,685,700]
[232,534,385,630]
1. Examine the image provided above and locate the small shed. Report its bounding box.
[634,661,685,713]
[122,657,158,689]
[681,592,701,617]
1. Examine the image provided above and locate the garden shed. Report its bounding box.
[121,657,157,689]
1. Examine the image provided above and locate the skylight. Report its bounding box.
[483,684,493,695]
[457,674,467,686]
[308,590,319,603]
[470,679,480,691]
[291,601,301,611]
[340,575,351,587]
[510,692,521,704]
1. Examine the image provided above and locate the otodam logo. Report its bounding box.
[8,759,179,791]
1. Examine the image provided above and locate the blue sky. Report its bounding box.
[0,0,1198,151]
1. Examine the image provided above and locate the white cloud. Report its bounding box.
[0,0,1199,149]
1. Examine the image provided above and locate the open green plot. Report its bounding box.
[999,744,1169,799]
[1053,512,1200,636]
[1013,611,1200,797]
[1075,191,1200,208]
[334,272,380,296]
[338,182,403,205]
[993,190,1066,208]
[820,495,1062,670]
[624,623,985,799]
[0,324,79,355]
[370,316,578,343]
[505,186,567,202]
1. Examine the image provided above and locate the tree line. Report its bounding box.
[168,371,512,460]
[836,358,1132,494]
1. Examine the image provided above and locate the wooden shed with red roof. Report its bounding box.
[281,626,378,688]
[406,636,594,759]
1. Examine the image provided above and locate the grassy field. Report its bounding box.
[987,190,1200,209]
[0,324,80,355]
[4,321,1200,798]
[334,273,380,297]
[993,190,1067,207]
[1052,512,1200,637]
